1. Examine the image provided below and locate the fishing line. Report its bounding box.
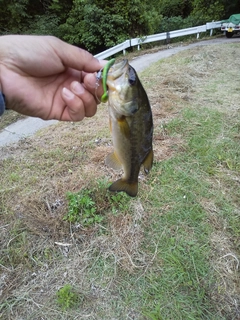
[95,69,103,104]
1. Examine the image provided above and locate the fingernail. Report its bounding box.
[72,81,85,95]
[63,87,74,99]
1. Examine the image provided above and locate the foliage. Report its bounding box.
[56,284,79,310]
[0,0,71,35]
[27,14,60,36]
[191,0,225,24]
[60,1,129,52]
[158,14,206,33]
[159,0,192,18]
[63,178,131,227]
[0,0,239,54]
[64,189,104,226]
[61,0,162,53]
[0,0,30,34]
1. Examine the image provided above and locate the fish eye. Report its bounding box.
[128,66,136,86]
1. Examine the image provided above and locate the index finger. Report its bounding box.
[57,39,105,73]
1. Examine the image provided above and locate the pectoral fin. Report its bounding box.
[117,116,130,139]
[105,152,122,171]
[143,149,153,174]
[109,179,138,197]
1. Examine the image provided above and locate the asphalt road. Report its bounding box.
[0,37,239,147]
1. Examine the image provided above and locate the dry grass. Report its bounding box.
[0,42,240,319]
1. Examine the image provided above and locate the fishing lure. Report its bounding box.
[95,58,115,103]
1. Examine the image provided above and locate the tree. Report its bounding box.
[1,0,238,54]
[0,0,72,36]
[159,0,192,18]
[191,0,224,23]
[61,0,162,53]
[221,0,240,18]
[27,0,72,37]
[0,0,30,34]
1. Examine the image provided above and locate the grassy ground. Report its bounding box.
[0,110,25,131]
[0,42,239,320]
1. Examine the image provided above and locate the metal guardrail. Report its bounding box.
[94,40,130,60]
[206,21,222,29]
[95,21,221,60]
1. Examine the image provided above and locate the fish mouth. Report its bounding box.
[108,60,128,80]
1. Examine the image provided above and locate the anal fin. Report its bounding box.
[105,152,122,171]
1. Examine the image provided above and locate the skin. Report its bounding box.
[0,35,106,121]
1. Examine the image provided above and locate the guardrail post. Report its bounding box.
[210,20,214,36]
[166,31,170,44]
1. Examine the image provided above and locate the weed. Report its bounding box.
[108,191,131,215]
[63,179,132,228]
[56,284,80,310]
[64,189,104,226]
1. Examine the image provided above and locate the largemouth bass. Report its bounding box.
[105,59,153,197]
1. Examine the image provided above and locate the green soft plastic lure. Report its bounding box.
[101,58,115,103]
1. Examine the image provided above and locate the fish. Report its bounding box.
[105,59,153,197]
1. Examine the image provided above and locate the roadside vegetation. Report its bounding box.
[0,42,239,319]
[0,0,239,54]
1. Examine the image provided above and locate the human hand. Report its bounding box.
[0,35,105,121]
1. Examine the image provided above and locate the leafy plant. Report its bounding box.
[64,189,104,226]
[95,177,131,215]
[108,192,131,215]
[56,284,79,310]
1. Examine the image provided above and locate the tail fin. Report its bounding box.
[109,179,138,197]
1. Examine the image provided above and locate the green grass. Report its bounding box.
[139,108,239,319]
[138,95,239,318]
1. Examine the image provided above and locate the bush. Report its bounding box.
[158,15,206,33]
